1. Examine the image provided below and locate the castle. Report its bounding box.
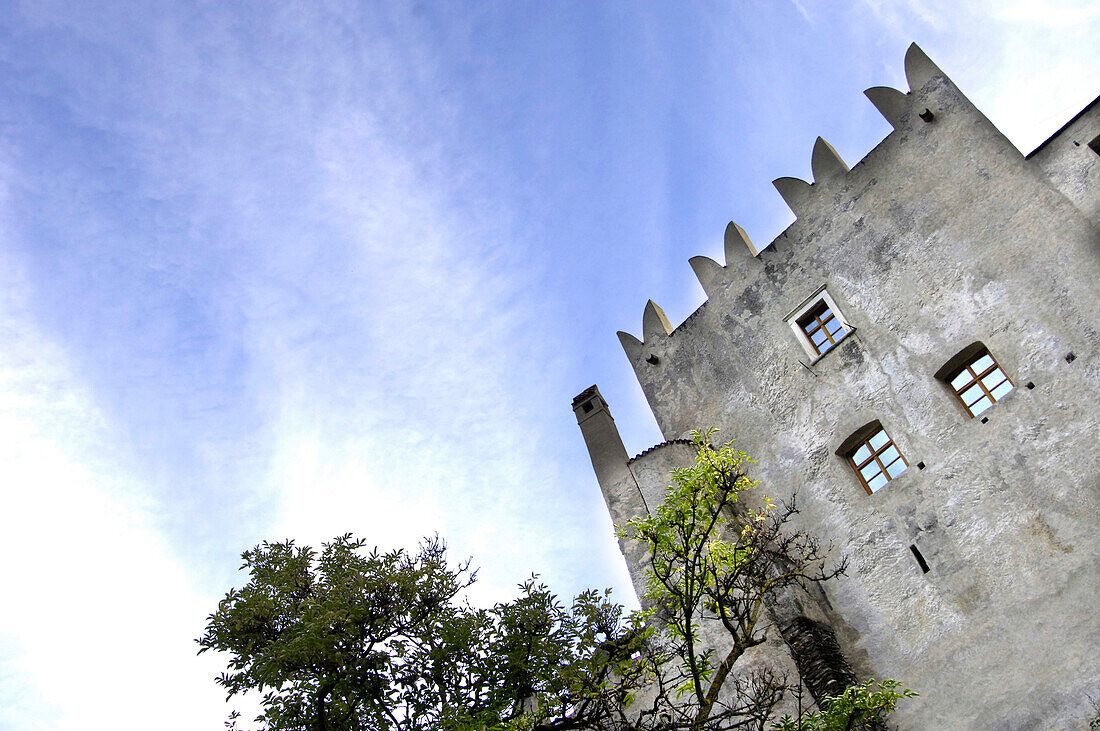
[573,44,1099,729]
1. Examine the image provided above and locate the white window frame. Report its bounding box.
[783,285,854,363]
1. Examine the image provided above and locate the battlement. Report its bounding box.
[619,44,974,359]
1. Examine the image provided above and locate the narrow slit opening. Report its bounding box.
[909,545,930,573]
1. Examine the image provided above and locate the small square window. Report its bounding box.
[840,423,908,494]
[784,287,853,361]
[797,301,849,356]
[939,345,1014,418]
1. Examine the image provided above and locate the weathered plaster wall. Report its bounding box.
[1028,96,1100,225]
[625,440,695,517]
[579,44,1100,729]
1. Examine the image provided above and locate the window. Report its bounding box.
[797,300,848,356]
[784,287,852,361]
[1089,134,1100,157]
[837,421,908,494]
[936,343,1014,418]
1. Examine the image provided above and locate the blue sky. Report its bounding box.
[0,1,1096,727]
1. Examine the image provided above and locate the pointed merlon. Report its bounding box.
[642,300,674,342]
[773,177,812,218]
[864,86,908,129]
[724,220,760,258]
[811,137,849,183]
[688,256,725,299]
[617,330,643,363]
[904,42,945,93]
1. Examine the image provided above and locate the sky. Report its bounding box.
[0,0,1096,727]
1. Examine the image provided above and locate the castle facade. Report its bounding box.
[574,44,1099,729]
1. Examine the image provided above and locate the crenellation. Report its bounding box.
[686,254,725,299]
[725,220,760,259]
[684,222,764,300]
[902,42,945,94]
[640,299,674,343]
[772,175,814,217]
[864,86,908,130]
[621,45,971,348]
[810,137,849,184]
[615,329,643,364]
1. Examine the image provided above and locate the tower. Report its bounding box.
[574,44,1100,728]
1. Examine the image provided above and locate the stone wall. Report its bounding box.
[1028,95,1100,225]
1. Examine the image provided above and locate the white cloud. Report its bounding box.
[0,9,628,723]
[994,0,1097,26]
[849,0,1099,152]
[267,428,450,556]
[0,250,230,728]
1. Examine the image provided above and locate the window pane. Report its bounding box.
[886,458,908,478]
[879,445,900,464]
[961,384,985,406]
[990,380,1014,401]
[853,444,871,464]
[818,340,834,354]
[950,370,973,391]
[981,369,1006,390]
[860,461,882,480]
[867,473,889,493]
[819,308,833,320]
[969,396,992,416]
[869,430,889,450]
[971,354,995,374]
[825,317,844,335]
[811,329,828,346]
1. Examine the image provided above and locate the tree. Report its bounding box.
[197,534,645,731]
[610,430,849,730]
[772,680,917,731]
[199,431,913,730]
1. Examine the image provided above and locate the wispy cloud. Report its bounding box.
[0,1,1095,727]
[995,0,1097,26]
[0,3,609,724]
[0,247,225,727]
[848,0,1100,150]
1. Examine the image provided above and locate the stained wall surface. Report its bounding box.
[1028,97,1100,225]
[576,45,1100,729]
